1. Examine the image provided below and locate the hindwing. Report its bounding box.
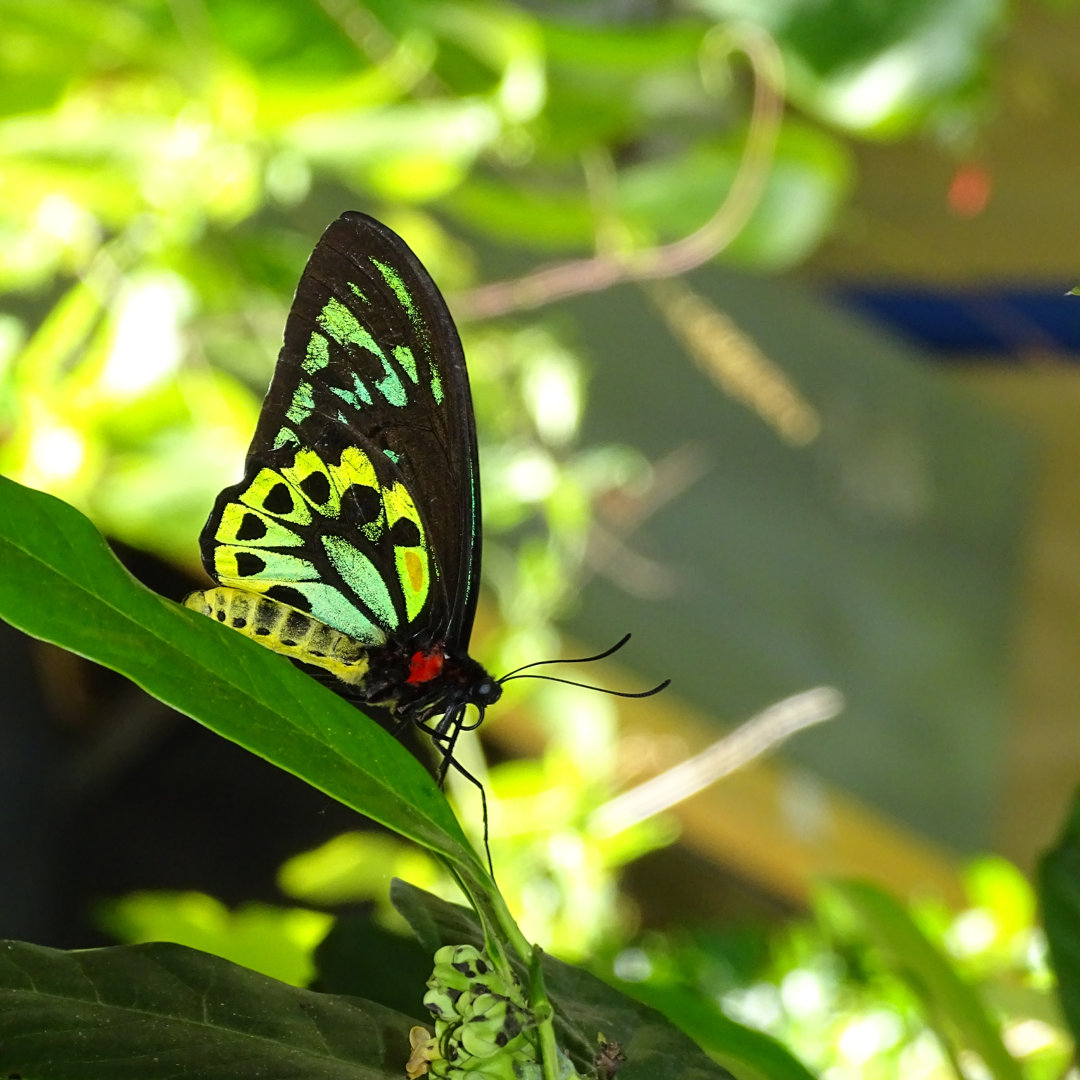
[199,213,481,647]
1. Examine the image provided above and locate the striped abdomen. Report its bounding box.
[184,586,372,685]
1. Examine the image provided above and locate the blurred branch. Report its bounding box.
[589,686,844,836]
[455,25,784,320]
[645,277,822,446]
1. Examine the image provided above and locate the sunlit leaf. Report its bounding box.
[95,891,333,988]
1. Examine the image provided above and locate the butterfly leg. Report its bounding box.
[416,711,494,879]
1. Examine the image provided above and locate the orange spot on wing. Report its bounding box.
[405,548,424,591]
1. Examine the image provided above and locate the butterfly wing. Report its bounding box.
[199,212,481,650]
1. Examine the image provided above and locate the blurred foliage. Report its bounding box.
[95,890,333,988]
[697,0,1003,138]
[0,0,1002,584]
[606,857,1070,1080]
[2,0,1055,1074]
[101,838,1073,1079]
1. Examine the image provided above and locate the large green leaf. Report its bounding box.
[0,474,480,874]
[390,880,738,1080]
[0,938,419,1078]
[1038,790,1080,1046]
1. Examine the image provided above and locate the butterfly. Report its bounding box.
[185,212,667,797]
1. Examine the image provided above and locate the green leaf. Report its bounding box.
[819,879,1024,1080]
[1038,791,1080,1046]
[0,475,481,875]
[94,891,333,988]
[0,938,419,1078]
[618,123,853,270]
[313,913,434,1017]
[606,982,819,1080]
[964,855,1036,941]
[542,19,705,74]
[442,176,598,250]
[391,880,737,1080]
[697,0,1004,136]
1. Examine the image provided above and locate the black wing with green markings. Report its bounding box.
[199,213,481,650]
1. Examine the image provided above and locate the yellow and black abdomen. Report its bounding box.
[184,586,372,686]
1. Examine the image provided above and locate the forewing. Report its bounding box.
[201,213,481,646]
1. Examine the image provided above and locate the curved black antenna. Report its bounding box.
[499,673,671,698]
[498,633,633,681]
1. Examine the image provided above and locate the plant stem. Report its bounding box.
[529,944,571,1080]
[445,859,578,1078]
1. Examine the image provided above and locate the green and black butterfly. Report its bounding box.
[186,212,666,787]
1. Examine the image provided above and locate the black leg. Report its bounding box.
[413,709,494,879]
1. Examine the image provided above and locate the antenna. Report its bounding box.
[498,633,669,699]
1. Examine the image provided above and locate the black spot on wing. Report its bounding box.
[235,552,266,577]
[236,513,267,542]
[345,484,382,525]
[264,482,294,515]
[388,518,421,547]
[266,585,311,612]
[300,470,331,505]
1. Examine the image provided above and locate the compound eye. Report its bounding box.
[474,679,502,705]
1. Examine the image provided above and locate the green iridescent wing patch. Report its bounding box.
[199,213,482,649]
[207,439,431,645]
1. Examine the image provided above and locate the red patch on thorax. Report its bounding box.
[407,648,445,684]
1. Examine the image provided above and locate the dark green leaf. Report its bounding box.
[0,938,419,1079]
[0,475,480,874]
[1038,791,1080,1045]
[313,914,433,1017]
[391,881,736,1080]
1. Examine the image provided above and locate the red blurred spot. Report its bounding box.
[407,649,444,684]
[948,163,992,218]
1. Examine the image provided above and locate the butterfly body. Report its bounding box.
[186,212,499,746]
[184,584,500,732]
